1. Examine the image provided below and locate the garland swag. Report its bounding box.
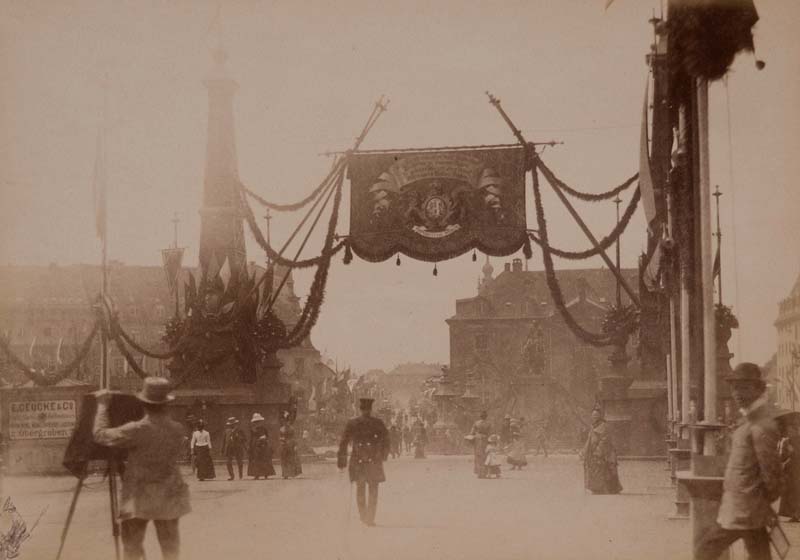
[531,158,616,347]
[0,321,100,386]
[529,165,641,261]
[535,158,638,203]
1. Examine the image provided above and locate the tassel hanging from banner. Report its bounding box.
[396,254,401,266]
[433,263,438,277]
[343,242,353,265]
[523,237,533,260]
[472,250,477,262]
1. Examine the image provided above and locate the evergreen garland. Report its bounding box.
[530,158,615,347]
[0,321,100,386]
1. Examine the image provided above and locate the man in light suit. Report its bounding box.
[94,377,190,560]
[695,362,783,560]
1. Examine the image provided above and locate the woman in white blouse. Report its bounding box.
[190,420,216,481]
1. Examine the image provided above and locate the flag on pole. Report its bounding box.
[308,385,317,412]
[713,246,721,279]
[55,338,64,365]
[639,77,657,233]
[92,127,107,240]
[219,256,231,292]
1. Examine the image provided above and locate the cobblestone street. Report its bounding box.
[14,453,800,560]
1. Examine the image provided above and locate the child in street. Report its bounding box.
[485,434,502,478]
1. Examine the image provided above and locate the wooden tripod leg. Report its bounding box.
[55,475,85,560]
[108,461,121,560]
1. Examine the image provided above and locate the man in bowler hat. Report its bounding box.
[338,397,390,526]
[93,376,190,560]
[695,362,783,560]
[222,417,246,480]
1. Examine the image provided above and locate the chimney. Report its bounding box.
[512,258,523,273]
[504,263,511,273]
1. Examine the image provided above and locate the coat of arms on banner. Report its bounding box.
[348,146,527,262]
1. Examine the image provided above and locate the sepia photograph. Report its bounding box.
[0,1,799,558]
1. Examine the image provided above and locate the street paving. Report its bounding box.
[11,453,800,560]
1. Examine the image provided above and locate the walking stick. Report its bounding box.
[55,476,85,560]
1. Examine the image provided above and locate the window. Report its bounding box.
[43,327,52,337]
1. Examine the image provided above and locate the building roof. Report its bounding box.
[386,362,444,378]
[0,262,306,329]
[451,262,637,321]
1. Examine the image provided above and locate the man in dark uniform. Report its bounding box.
[338,398,390,527]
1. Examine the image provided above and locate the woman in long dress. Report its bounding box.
[279,418,303,479]
[581,408,622,495]
[190,420,216,481]
[247,414,276,480]
[470,411,491,478]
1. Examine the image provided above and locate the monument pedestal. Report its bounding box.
[598,372,634,456]
[677,423,728,559]
[173,353,290,456]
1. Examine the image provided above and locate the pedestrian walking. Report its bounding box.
[389,424,402,459]
[581,406,622,495]
[500,415,512,447]
[279,414,303,479]
[695,362,784,560]
[779,423,800,522]
[190,419,216,481]
[247,413,275,480]
[413,421,427,459]
[485,434,502,478]
[402,425,412,454]
[222,417,246,481]
[92,377,191,560]
[337,398,390,527]
[469,411,491,478]
[507,424,528,470]
[534,424,549,458]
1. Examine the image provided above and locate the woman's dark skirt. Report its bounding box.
[280,445,302,478]
[194,445,216,480]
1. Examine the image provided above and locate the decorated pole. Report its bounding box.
[697,77,717,432]
[614,195,622,308]
[713,186,722,305]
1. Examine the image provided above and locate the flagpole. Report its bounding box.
[97,71,121,560]
[713,186,722,306]
[172,213,181,317]
[99,71,110,392]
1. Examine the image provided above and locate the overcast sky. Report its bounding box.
[1,0,798,372]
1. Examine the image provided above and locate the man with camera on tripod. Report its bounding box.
[93,377,191,560]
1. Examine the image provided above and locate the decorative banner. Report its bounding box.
[161,247,185,294]
[348,146,528,262]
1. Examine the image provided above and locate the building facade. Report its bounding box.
[775,273,800,411]
[0,262,322,393]
[445,257,641,446]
